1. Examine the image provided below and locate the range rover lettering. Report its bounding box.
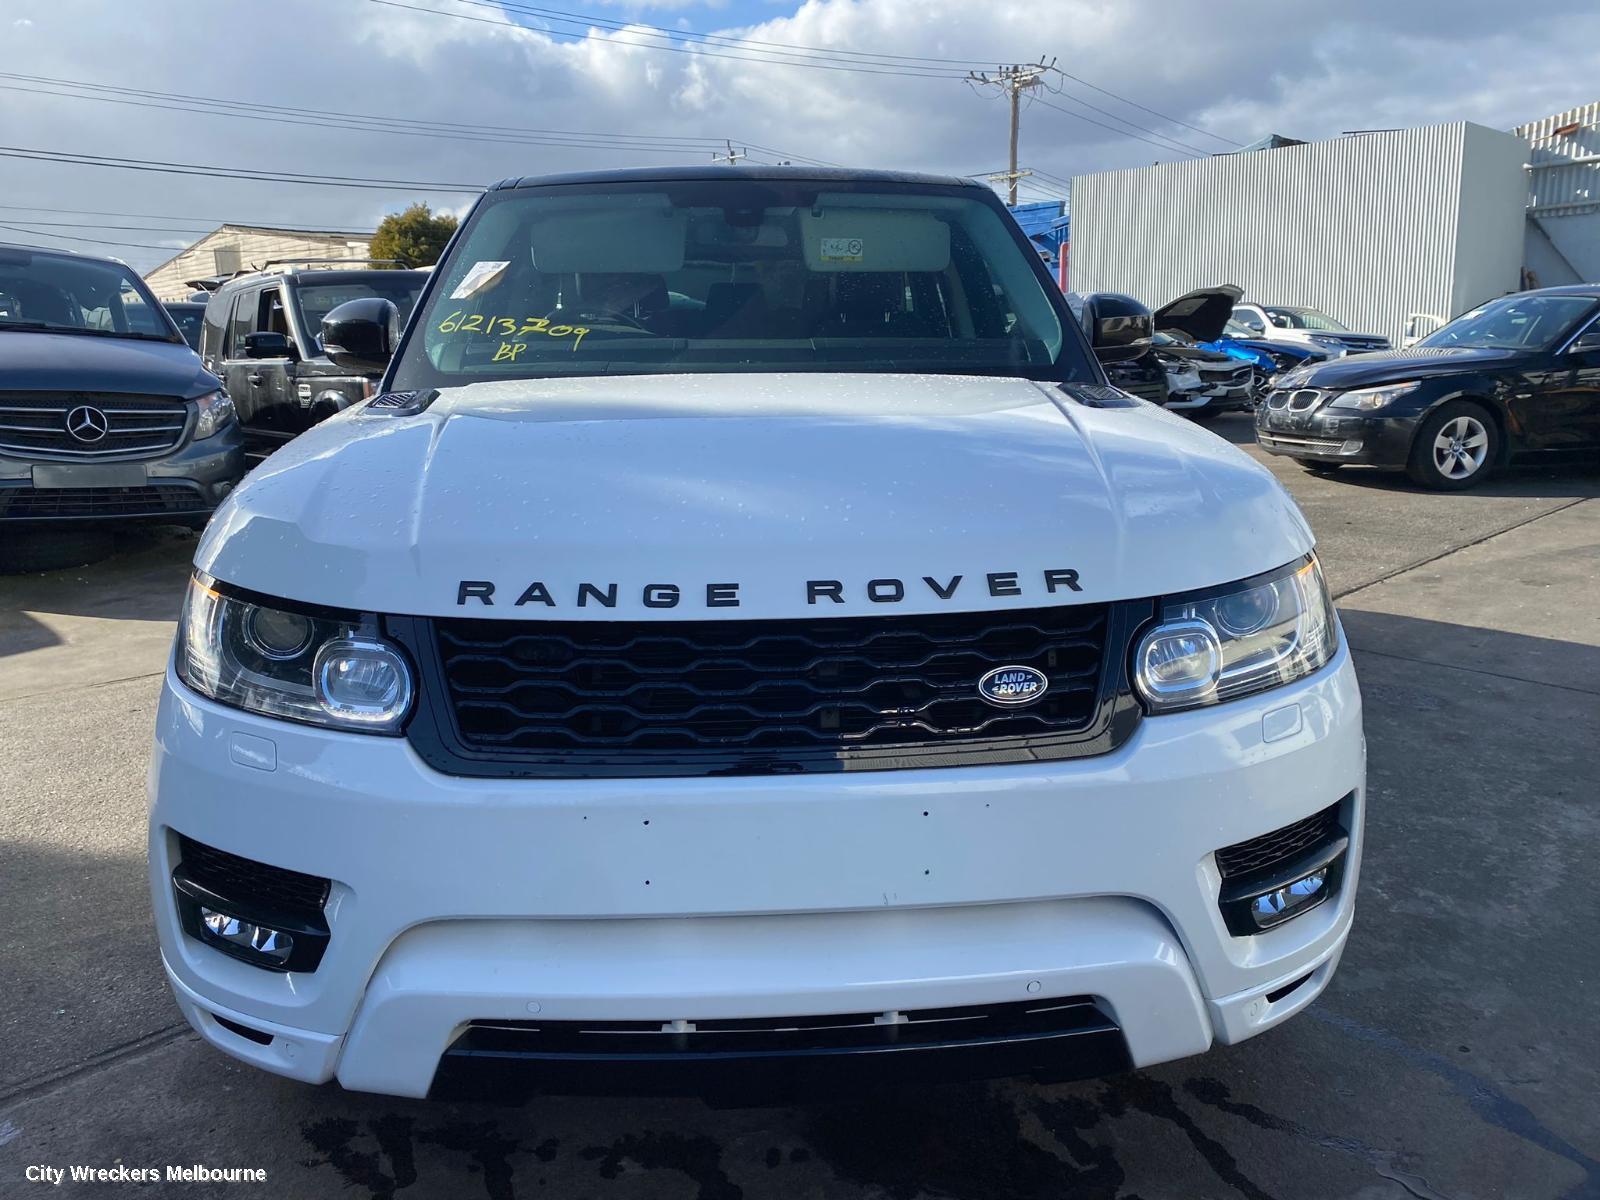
[148,168,1364,1100]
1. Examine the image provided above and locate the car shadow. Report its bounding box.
[0,525,197,633]
[1198,412,1600,499]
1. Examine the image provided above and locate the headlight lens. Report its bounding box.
[1328,381,1419,411]
[1133,557,1337,714]
[194,389,236,439]
[176,576,413,732]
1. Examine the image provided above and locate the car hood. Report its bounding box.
[197,372,1314,619]
[1287,345,1527,389]
[1153,286,1243,343]
[0,329,217,396]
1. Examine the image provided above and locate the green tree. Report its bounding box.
[368,203,459,268]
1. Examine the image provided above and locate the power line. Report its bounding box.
[0,203,373,231]
[0,145,485,193]
[0,71,827,175]
[0,222,195,251]
[1049,66,1240,148]
[1032,83,1213,157]
[372,0,976,78]
[1029,95,1202,160]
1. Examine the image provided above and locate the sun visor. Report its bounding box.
[799,208,951,272]
[529,205,688,274]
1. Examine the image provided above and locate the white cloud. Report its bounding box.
[0,0,1596,271]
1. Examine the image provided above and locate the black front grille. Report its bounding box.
[0,483,208,519]
[1214,803,1343,879]
[403,603,1141,777]
[0,392,189,459]
[176,836,330,919]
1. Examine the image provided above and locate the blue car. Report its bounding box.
[1202,318,1329,375]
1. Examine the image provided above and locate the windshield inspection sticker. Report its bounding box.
[450,261,510,300]
[820,237,864,263]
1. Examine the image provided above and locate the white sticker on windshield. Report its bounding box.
[819,237,864,263]
[450,261,510,300]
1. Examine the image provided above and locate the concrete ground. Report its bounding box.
[2,416,1597,1200]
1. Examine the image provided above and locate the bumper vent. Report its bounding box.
[432,997,1130,1100]
[0,392,189,459]
[1215,803,1343,879]
[176,836,330,917]
[0,483,208,520]
[402,603,1143,777]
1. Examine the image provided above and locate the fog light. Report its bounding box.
[1248,867,1328,929]
[199,906,295,964]
[1338,439,1363,455]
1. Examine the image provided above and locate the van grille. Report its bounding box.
[0,392,190,459]
[0,483,209,519]
[408,603,1136,776]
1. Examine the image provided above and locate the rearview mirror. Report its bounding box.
[1081,293,1153,364]
[322,298,399,375]
[243,331,294,360]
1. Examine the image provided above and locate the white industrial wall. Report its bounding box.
[1068,122,1528,346]
[144,227,372,301]
[1451,123,1535,316]
[1517,102,1600,285]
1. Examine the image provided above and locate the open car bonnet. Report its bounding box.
[1153,286,1244,343]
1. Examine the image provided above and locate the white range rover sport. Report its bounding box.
[148,167,1365,1101]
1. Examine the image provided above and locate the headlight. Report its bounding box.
[175,575,413,732]
[1327,381,1418,411]
[194,390,236,439]
[1133,557,1337,714]
[1308,334,1343,346]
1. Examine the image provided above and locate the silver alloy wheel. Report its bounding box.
[1432,415,1489,480]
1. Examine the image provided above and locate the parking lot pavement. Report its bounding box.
[2,428,1598,1200]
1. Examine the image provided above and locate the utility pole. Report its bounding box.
[967,60,1055,205]
[712,140,748,164]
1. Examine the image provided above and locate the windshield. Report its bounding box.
[391,180,1085,388]
[1266,307,1348,332]
[293,276,425,348]
[165,304,205,349]
[1418,294,1599,351]
[0,246,179,342]
[1222,318,1258,338]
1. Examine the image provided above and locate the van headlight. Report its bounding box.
[175,575,413,732]
[1133,556,1336,713]
[193,390,236,439]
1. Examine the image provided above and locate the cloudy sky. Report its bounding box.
[3,0,1597,272]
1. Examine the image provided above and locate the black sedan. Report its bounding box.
[1256,287,1600,489]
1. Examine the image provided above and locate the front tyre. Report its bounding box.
[1407,401,1498,490]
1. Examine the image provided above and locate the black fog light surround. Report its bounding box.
[1217,837,1348,936]
[172,862,331,973]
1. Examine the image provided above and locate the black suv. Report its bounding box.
[1256,286,1600,489]
[0,243,243,526]
[200,262,428,458]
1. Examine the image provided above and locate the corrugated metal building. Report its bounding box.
[1518,102,1600,285]
[1067,122,1529,346]
[144,225,373,301]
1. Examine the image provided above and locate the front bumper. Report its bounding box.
[1255,406,1418,465]
[0,427,245,523]
[148,642,1365,1099]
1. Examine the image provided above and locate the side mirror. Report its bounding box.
[243,331,294,360]
[322,297,399,374]
[1081,293,1153,364]
[1566,329,1600,356]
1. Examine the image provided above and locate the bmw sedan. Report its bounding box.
[1256,287,1600,489]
